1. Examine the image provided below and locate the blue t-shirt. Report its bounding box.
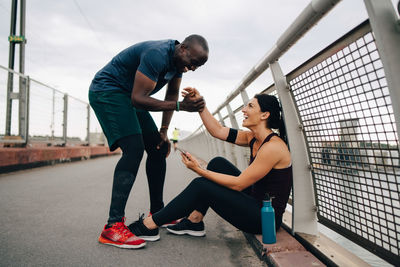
[89,39,182,95]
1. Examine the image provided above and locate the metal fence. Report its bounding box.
[180,0,399,265]
[0,65,105,146]
[288,20,399,265]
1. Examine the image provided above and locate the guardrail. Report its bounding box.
[180,0,400,265]
[0,65,105,146]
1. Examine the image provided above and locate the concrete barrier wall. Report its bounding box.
[0,145,120,173]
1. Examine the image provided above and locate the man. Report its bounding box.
[171,127,180,151]
[89,34,208,249]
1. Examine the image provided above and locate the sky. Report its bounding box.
[0,0,398,137]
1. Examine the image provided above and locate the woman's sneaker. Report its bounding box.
[161,219,180,228]
[98,218,146,249]
[128,214,160,241]
[166,218,206,237]
[148,212,179,228]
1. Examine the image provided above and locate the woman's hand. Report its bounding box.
[182,87,201,98]
[181,152,202,173]
[182,87,205,112]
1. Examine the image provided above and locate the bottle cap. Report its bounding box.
[263,193,275,202]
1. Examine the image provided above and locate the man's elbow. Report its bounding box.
[131,96,143,108]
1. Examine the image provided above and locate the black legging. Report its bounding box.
[108,133,168,224]
[152,157,263,234]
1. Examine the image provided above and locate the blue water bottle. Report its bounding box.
[261,193,276,244]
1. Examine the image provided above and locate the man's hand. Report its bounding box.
[157,128,171,157]
[180,87,205,112]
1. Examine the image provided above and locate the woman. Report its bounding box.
[128,88,292,242]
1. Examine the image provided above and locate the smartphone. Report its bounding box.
[176,147,189,158]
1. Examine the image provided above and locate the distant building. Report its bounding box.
[318,118,399,173]
[339,118,359,145]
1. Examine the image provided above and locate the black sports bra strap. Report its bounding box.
[250,133,276,151]
[262,132,277,145]
[249,138,257,149]
[249,133,277,161]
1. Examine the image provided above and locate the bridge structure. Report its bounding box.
[1,0,399,266]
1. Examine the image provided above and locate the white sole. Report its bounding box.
[138,234,160,241]
[166,228,206,237]
[161,223,175,228]
[100,241,146,249]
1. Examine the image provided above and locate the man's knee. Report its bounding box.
[148,143,168,158]
[118,134,145,155]
[143,132,168,158]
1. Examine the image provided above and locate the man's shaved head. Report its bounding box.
[182,34,209,53]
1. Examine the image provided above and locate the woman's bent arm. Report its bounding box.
[199,107,250,145]
[182,142,282,191]
[199,107,229,140]
[182,87,251,145]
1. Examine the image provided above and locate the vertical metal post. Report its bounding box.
[216,112,226,157]
[51,89,55,139]
[18,0,26,142]
[239,91,251,169]
[216,111,225,126]
[239,91,250,171]
[86,104,90,144]
[270,61,318,235]
[363,0,400,148]
[24,76,30,145]
[240,90,249,105]
[18,75,27,143]
[5,0,18,135]
[63,94,68,145]
[226,103,239,129]
[226,104,239,165]
[19,0,25,75]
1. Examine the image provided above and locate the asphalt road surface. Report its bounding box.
[0,151,264,267]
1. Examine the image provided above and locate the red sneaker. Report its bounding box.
[98,218,146,249]
[149,212,180,228]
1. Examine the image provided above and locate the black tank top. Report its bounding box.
[248,133,293,219]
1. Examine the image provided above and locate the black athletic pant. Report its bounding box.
[108,133,168,224]
[152,157,263,234]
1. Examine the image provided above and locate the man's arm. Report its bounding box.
[131,71,176,111]
[161,77,181,129]
[131,71,204,111]
[156,77,182,155]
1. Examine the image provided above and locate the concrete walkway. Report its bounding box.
[0,151,264,267]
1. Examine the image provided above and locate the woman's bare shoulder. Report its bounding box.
[260,136,290,158]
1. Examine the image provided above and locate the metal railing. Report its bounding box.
[0,65,105,146]
[180,0,400,265]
